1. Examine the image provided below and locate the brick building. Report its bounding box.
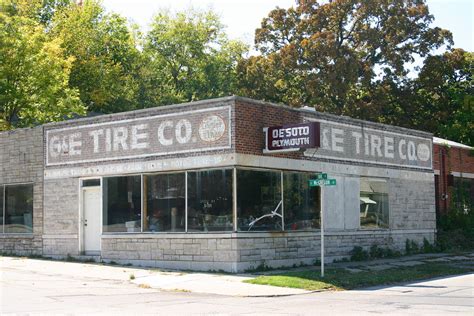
[0,96,436,272]
[433,137,474,216]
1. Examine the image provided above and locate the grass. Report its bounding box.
[245,262,474,291]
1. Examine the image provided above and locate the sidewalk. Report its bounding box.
[258,252,474,275]
[1,252,473,297]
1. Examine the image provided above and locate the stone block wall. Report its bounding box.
[100,230,434,272]
[42,177,80,256]
[390,178,437,230]
[0,127,44,255]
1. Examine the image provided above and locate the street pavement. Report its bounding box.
[0,254,473,315]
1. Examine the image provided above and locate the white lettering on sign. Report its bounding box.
[45,106,231,166]
[304,118,432,169]
[69,132,82,156]
[331,128,344,152]
[158,120,173,146]
[399,139,407,160]
[384,137,394,158]
[131,124,149,149]
[175,119,192,144]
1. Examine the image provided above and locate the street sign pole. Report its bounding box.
[320,185,324,278]
[308,173,335,277]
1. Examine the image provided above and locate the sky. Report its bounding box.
[101,0,473,52]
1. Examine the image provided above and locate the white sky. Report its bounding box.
[102,0,473,51]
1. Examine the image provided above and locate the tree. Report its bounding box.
[50,0,142,113]
[0,0,84,130]
[413,49,473,145]
[237,0,453,115]
[141,9,248,107]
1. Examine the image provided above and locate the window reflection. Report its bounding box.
[237,169,282,231]
[4,184,33,233]
[103,176,141,232]
[144,173,185,232]
[360,178,389,229]
[0,186,3,231]
[284,172,320,230]
[187,169,233,232]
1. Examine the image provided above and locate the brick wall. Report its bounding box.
[433,144,474,173]
[234,100,301,158]
[433,143,474,214]
[0,127,44,255]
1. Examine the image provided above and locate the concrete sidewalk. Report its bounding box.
[0,256,310,297]
[1,252,473,297]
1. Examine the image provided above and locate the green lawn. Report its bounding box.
[245,262,474,291]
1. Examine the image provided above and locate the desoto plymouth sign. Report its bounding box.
[264,122,320,152]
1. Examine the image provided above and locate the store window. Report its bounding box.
[4,184,34,233]
[103,176,141,233]
[237,169,282,231]
[0,186,3,231]
[452,177,474,213]
[360,178,389,229]
[284,172,320,230]
[144,173,185,232]
[187,169,233,232]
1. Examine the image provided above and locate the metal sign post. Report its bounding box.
[309,173,336,278]
[320,185,325,278]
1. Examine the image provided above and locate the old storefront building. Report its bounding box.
[0,96,436,272]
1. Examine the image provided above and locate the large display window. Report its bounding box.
[3,184,33,233]
[360,177,389,229]
[144,173,185,232]
[100,168,328,234]
[103,175,142,232]
[284,172,320,230]
[0,186,3,230]
[237,169,282,231]
[187,169,233,232]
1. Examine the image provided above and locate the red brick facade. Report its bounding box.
[433,142,474,215]
[234,99,302,159]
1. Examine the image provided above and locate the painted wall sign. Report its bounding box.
[304,119,432,169]
[264,122,320,152]
[45,106,231,166]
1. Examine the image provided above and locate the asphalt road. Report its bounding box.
[1,257,473,315]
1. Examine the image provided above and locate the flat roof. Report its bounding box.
[433,137,472,150]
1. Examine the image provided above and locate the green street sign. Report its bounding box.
[315,173,327,180]
[309,178,337,187]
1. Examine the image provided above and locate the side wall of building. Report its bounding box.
[433,143,474,214]
[0,127,44,255]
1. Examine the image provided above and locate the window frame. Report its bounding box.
[1,182,35,235]
[359,176,390,230]
[99,167,324,234]
[142,171,187,233]
[102,174,143,234]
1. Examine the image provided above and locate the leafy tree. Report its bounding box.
[142,9,248,107]
[0,0,84,130]
[413,49,473,145]
[50,0,142,113]
[237,0,453,115]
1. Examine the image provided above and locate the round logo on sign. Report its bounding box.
[417,143,431,161]
[199,115,226,142]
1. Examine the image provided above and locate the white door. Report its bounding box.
[83,187,101,254]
